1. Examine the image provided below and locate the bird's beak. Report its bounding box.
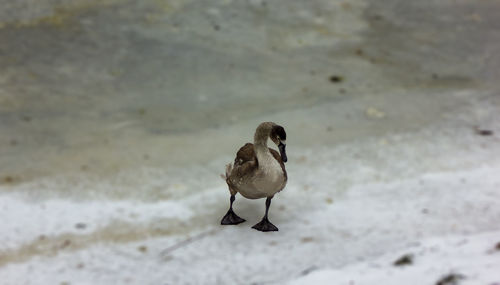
[278,141,287,163]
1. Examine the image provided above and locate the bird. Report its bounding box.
[221,122,288,232]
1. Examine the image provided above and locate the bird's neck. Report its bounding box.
[254,130,271,159]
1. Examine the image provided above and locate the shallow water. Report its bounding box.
[1,0,500,284]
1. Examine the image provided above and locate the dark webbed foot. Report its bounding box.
[221,194,246,225]
[252,217,278,232]
[221,208,246,225]
[252,197,278,232]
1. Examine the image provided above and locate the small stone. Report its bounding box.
[3,176,14,183]
[436,273,465,285]
[75,223,87,229]
[297,156,307,163]
[329,75,344,83]
[474,126,493,136]
[325,197,333,204]
[138,245,148,253]
[301,237,314,243]
[393,254,413,266]
[365,107,386,119]
[61,240,72,249]
[300,266,317,275]
[477,129,493,136]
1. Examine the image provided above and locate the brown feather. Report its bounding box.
[234,143,256,165]
[233,143,287,183]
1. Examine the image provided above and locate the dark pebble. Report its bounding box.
[61,239,72,249]
[477,129,493,136]
[329,75,343,83]
[75,223,87,229]
[436,273,465,285]
[393,254,413,266]
[3,176,14,183]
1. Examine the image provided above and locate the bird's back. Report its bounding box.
[227,143,287,199]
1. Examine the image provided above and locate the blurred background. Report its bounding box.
[1,0,499,284]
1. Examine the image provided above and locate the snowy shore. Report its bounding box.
[1,91,499,284]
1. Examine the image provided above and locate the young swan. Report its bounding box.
[221,122,288,232]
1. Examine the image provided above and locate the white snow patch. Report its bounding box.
[289,232,500,285]
[0,195,193,250]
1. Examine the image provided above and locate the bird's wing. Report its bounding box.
[233,143,258,174]
[235,143,287,180]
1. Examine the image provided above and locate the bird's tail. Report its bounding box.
[220,163,233,182]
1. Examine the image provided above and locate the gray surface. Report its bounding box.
[1,2,500,284]
[1,0,499,183]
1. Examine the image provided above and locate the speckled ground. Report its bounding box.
[1,0,500,284]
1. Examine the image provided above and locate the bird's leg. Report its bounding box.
[252,196,278,232]
[221,195,246,225]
